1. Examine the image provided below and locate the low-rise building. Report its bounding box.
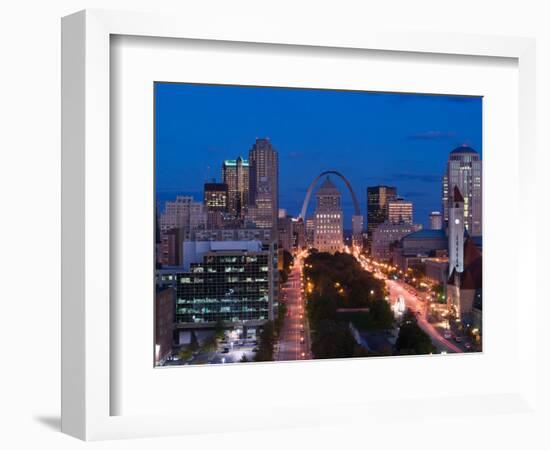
[371,222,421,261]
[424,257,449,285]
[393,229,448,270]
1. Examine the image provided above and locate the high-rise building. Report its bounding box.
[222,157,249,219]
[305,218,315,247]
[313,177,343,254]
[204,181,228,229]
[291,218,306,250]
[351,215,364,248]
[442,145,482,236]
[387,197,413,225]
[429,211,443,230]
[277,210,293,252]
[367,185,397,237]
[248,138,278,230]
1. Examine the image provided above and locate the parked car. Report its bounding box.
[222,347,230,353]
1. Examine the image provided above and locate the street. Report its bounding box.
[353,251,464,354]
[386,279,463,354]
[276,254,312,361]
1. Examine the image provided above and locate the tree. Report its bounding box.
[306,292,338,328]
[255,321,276,362]
[395,311,435,355]
[202,335,218,352]
[189,331,200,352]
[311,320,357,359]
[369,299,395,330]
[279,269,288,284]
[214,320,225,340]
[177,348,193,361]
[275,301,287,335]
[282,250,294,273]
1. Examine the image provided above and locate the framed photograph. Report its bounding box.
[62,9,537,441]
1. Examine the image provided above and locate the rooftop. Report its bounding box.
[223,157,249,166]
[450,145,478,155]
[403,229,446,240]
[317,176,340,195]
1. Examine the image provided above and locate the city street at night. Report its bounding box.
[385,279,463,354]
[277,255,311,361]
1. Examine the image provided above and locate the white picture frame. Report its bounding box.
[61,9,538,441]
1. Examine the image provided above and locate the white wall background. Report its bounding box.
[0,1,547,449]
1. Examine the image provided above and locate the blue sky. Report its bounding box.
[155,82,482,228]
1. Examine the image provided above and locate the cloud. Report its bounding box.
[407,130,456,141]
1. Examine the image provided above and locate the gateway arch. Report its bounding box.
[299,170,364,245]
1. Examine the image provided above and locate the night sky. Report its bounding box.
[155,82,482,228]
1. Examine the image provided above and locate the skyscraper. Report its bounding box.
[387,197,413,225]
[204,181,228,229]
[248,138,278,230]
[222,157,249,219]
[367,185,397,241]
[313,177,343,254]
[442,145,482,236]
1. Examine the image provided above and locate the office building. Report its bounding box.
[190,228,275,245]
[291,217,306,250]
[222,157,249,219]
[367,185,397,240]
[442,145,482,236]
[204,181,228,229]
[160,196,207,233]
[429,211,443,230]
[277,211,293,252]
[313,177,343,253]
[371,222,421,261]
[248,138,279,230]
[155,286,174,366]
[175,240,276,326]
[392,229,447,271]
[387,197,413,225]
[305,218,315,247]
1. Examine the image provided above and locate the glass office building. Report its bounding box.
[175,248,274,325]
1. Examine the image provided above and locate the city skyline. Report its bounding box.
[155,82,482,228]
[155,82,483,367]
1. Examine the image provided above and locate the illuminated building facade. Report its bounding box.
[387,197,413,225]
[313,177,343,253]
[442,145,482,236]
[222,157,249,218]
[247,138,279,230]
